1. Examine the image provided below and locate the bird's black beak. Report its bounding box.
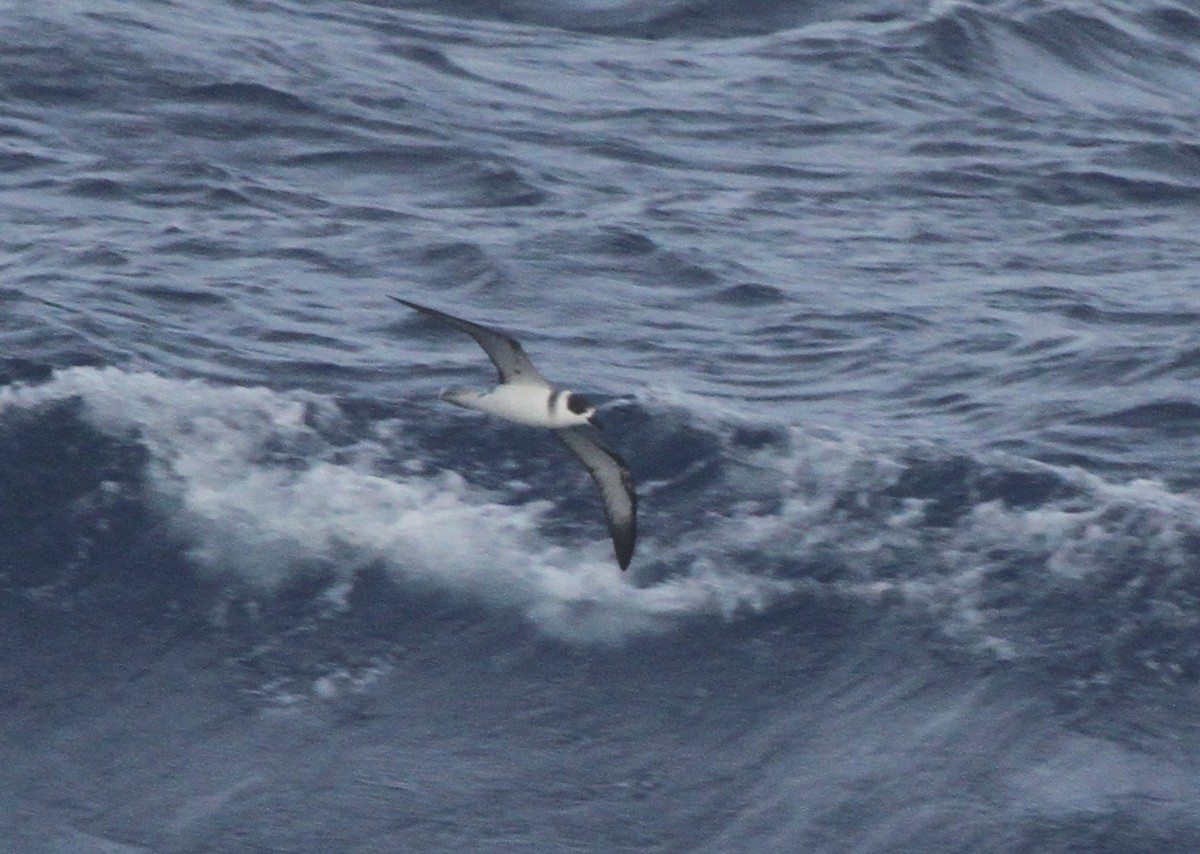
[589,413,604,431]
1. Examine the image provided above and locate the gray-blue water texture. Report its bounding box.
[4,0,1200,851]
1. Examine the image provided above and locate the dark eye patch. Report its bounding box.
[566,393,592,414]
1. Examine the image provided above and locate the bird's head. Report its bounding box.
[564,392,602,430]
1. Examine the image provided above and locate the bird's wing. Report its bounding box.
[555,426,637,570]
[391,297,548,386]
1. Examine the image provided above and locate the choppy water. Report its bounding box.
[4,0,1200,851]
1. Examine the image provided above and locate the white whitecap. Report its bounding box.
[0,367,790,642]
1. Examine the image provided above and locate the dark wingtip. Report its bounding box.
[614,531,635,571]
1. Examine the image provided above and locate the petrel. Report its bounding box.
[391,297,637,570]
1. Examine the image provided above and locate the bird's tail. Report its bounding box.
[439,387,483,410]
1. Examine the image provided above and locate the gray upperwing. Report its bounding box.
[556,426,637,571]
[390,297,548,386]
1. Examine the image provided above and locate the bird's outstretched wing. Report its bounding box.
[391,297,548,386]
[555,426,637,570]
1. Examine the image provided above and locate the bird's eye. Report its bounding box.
[566,393,592,414]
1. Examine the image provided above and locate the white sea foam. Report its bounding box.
[10,366,1189,650]
[720,421,1200,660]
[0,367,790,642]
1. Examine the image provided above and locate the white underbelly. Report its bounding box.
[463,384,561,428]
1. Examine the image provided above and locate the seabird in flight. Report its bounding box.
[391,297,637,570]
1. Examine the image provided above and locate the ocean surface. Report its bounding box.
[4,0,1200,851]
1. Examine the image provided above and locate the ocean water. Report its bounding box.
[4,0,1200,850]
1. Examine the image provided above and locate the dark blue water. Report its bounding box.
[4,0,1200,850]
